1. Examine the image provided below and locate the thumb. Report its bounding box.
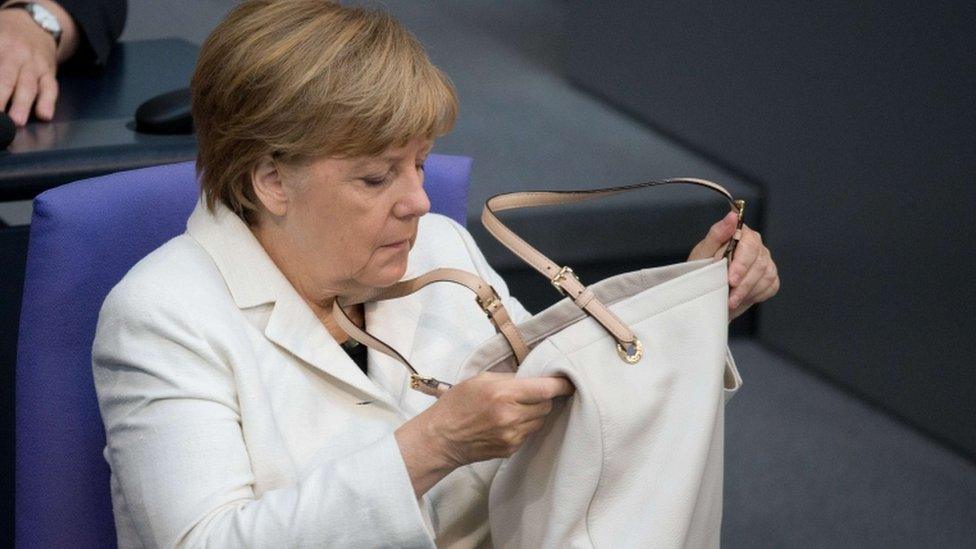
[688,210,737,261]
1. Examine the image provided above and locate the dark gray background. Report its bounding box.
[564,0,976,459]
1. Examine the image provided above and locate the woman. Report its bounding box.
[92,1,779,547]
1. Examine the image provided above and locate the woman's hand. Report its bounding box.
[395,372,574,497]
[0,0,79,125]
[687,210,781,322]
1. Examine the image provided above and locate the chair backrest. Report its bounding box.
[15,155,472,548]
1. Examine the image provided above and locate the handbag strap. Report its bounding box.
[332,267,530,396]
[332,177,744,394]
[480,177,745,363]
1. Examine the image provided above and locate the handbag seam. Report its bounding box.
[469,342,566,495]
[548,337,604,549]
[547,283,727,547]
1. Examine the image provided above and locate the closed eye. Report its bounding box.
[362,171,391,186]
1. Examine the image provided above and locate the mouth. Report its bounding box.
[379,239,410,251]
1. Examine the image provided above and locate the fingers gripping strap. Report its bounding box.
[481,177,744,348]
[723,225,745,261]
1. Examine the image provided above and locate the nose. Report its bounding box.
[393,167,431,219]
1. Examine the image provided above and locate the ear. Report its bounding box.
[251,156,288,217]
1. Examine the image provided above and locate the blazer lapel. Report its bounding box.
[186,196,396,407]
[264,287,397,406]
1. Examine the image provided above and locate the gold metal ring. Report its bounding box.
[616,338,643,364]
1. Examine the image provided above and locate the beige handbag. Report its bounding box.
[334,178,746,548]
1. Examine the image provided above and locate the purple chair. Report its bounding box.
[15,155,472,548]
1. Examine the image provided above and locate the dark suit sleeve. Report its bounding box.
[57,0,128,66]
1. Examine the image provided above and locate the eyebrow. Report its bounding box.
[387,144,433,161]
[354,143,434,168]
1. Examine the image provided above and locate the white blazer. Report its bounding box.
[92,197,532,548]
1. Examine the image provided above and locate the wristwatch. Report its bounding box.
[2,2,62,47]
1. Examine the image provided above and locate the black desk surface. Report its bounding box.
[0,39,199,201]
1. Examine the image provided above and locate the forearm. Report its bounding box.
[103,418,437,548]
[395,413,458,498]
[172,434,435,548]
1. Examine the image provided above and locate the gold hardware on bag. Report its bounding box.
[723,199,746,261]
[410,374,453,397]
[475,287,503,318]
[551,266,581,296]
[616,338,644,364]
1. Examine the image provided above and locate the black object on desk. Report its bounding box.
[135,87,194,135]
[0,112,13,150]
[0,39,200,201]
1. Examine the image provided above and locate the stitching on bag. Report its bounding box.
[472,344,566,495]
[548,338,604,548]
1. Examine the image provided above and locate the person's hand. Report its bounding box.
[423,372,574,467]
[0,1,79,126]
[687,210,780,322]
[395,371,574,497]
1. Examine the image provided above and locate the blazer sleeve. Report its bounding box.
[444,217,534,324]
[91,283,434,548]
[57,0,127,66]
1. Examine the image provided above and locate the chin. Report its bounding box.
[369,261,410,288]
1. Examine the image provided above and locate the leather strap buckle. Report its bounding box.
[475,286,503,318]
[550,266,581,297]
[410,374,453,397]
[723,199,747,261]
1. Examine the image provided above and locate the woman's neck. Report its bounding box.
[310,297,365,345]
[250,222,366,344]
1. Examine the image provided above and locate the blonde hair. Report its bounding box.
[191,0,459,223]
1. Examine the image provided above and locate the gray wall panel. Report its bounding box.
[565,1,976,456]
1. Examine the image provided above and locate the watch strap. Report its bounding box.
[2,2,62,47]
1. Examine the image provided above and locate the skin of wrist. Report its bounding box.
[394,411,459,497]
[1,0,79,62]
[420,410,463,469]
[402,410,457,471]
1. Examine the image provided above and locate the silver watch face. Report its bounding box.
[27,3,61,34]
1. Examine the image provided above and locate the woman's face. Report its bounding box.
[257,136,433,302]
